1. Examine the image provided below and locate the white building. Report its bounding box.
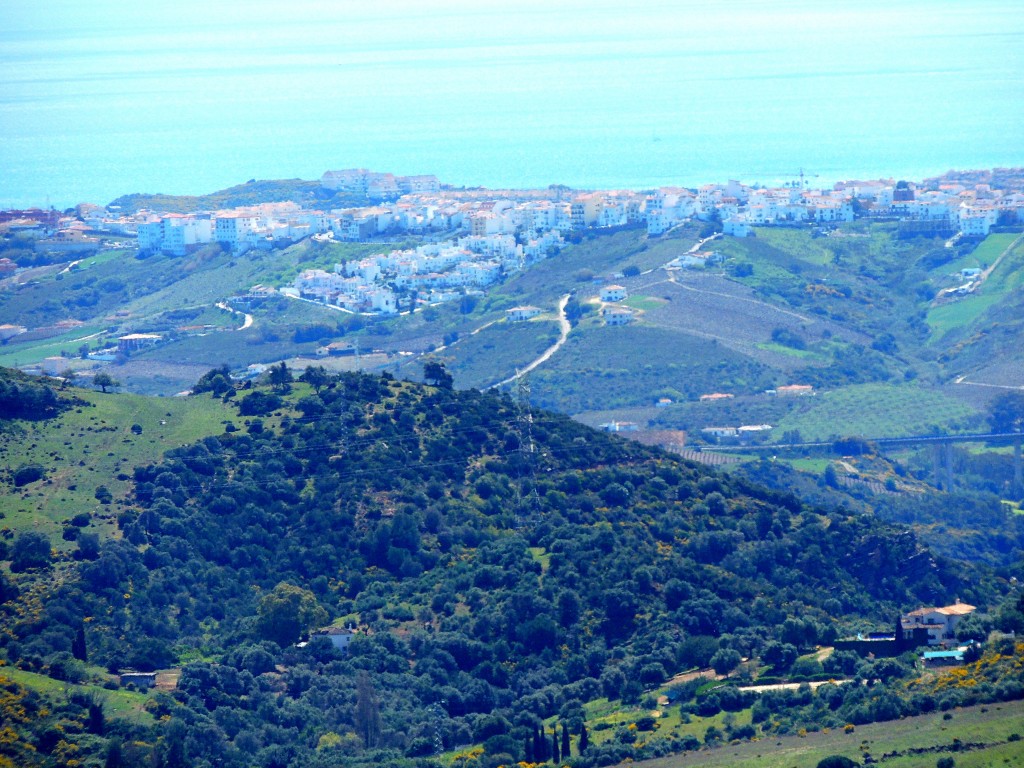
[603,307,633,326]
[600,285,627,302]
[215,213,258,250]
[507,306,542,322]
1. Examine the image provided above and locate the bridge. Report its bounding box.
[724,431,1022,452]
[718,430,1022,492]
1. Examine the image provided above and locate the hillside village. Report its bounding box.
[2,168,1023,325]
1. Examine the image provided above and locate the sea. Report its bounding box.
[1,0,1023,210]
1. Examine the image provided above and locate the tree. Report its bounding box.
[762,641,798,672]
[93,372,118,393]
[533,726,547,762]
[268,361,293,392]
[104,739,124,768]
[0,571,19,604]
[816,757,860,768]
[192,365,232,394]
[300,365,331,393]
[255,582,328,645]
[710,647,742,676]
[561,722,570,759]
[11,531,52,572]
[423,360,453,389]
[578,723,588,753]
[72,622,88,662]
[550,727,560,763]
[564,297,584,326]
[354,670,382,748]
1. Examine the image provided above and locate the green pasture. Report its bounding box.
[624,295,670,311]
[1,666,154,725]
[0,388,232,544]
[929,233,1018,278]
[630,699,1024,768]
[927,233,1024,337]
[752,227,837,266]
[0,325,106,368]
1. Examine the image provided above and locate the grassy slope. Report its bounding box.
[0,666,154,725]
[631,699,1024,768]
[0,388,232,545]
[443,318,562,389]
[0,325,106,368]
[927,234,1024,338]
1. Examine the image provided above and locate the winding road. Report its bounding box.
[215,301,253,330]
[490,294,571,389]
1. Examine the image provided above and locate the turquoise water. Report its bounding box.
[2,0,1022,208]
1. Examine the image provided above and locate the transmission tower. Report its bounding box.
[512,372,541,529]
[428,701,446,755]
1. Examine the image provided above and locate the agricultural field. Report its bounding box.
[529,323,776,414]
[772,383,982,442]
[625,269,866,369]
[630,699,1024,768]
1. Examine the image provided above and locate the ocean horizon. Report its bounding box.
[2,0,1022,209]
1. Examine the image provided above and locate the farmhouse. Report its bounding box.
[506,306,542,322]
[602,307,633,326]
[315,627,356,653]
[901,600,976,646]
[0,324,27,341]
[120,671,158,689]
[600,284,627,302]
[40,356,67,376]
[699,393,734,402]
[775,384,814,397]
[701,426,738,439]
[598,421,639,432]
[316,341,356,357]
[118,333,162,352]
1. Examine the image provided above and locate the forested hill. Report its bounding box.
[2,371,994,767]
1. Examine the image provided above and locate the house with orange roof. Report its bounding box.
[901,600,977,646]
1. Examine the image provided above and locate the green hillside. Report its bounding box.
[2,366,1021,768]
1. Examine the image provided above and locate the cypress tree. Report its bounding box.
[579,722,589,753]
[533,725,546,761]
[551,728,560,763]
[72,622,88,662]
[561,722,571,758]
[524,737,533,763]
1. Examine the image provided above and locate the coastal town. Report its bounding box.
[3,168,1024,323]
